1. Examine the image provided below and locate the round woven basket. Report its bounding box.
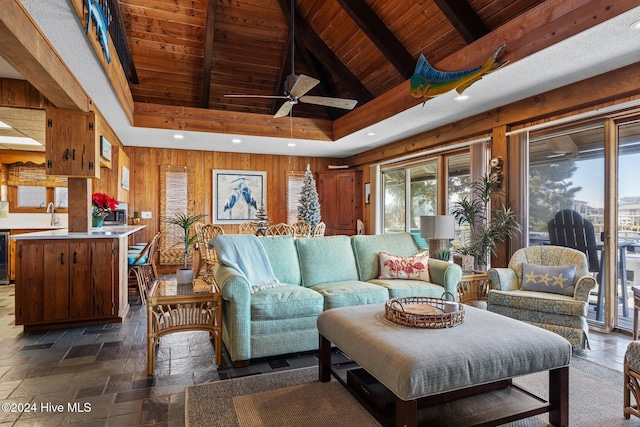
[385,293,464,328]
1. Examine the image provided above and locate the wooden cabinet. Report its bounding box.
[316,170,362,235]
[45,108,99,178]
[15,239,116,326]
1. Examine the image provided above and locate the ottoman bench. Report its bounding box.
[318,303,572,427]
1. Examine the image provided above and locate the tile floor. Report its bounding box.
[0,284,634,426]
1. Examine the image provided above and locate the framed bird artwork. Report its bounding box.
[212,170,267,223]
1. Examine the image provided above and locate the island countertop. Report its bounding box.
[9,225,146,240]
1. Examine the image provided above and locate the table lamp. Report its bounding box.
[420,215,455,259]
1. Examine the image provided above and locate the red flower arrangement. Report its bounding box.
[92,192,118,216]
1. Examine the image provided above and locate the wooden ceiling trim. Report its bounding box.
[0,0,89,111]
[346,60,640,167]
[333,0,639,141]
[200,0,216,108]
[433,0,490,43]
[133,101,333,140]
[276,0,373,104]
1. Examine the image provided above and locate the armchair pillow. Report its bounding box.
[378,252,430,281]
[521,262,576,296]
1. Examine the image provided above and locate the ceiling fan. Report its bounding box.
[224,0,357,118]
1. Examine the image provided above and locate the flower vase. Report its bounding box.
[92,214,107,228]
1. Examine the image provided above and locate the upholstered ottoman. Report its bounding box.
[318,303,572,427]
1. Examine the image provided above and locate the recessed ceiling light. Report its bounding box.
[366,132,376,136]
[454,94,470,101]
[232,138,242,143]
[631,20,640,30]
[0,121,10,129]
[173,134,184,140]
[0,136,42,146]
[287,143,296,147]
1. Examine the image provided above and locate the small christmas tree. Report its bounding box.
[298,164,321,231]
[253,203,270,236]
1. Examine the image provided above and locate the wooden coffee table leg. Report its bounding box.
[548,366,569,426]
[319,335,332,382]
[396,397,417,427]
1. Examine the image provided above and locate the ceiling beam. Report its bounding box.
[0,0,89,111]
[134,102,334,141]
[270,30,293,116]
[433,0,489,44]
[298,43,342,120]
[334,0,415,79]
[333,0,640,141]
[200,0,216,108]
[276,0,373,104]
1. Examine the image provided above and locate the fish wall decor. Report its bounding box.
[410,44,508,104]
[86,0,111,64]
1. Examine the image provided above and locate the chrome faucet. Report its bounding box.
[46,202,60,226]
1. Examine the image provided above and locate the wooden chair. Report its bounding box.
[625,342,640,419]
[547,209,622,321]
[313,221,326,237]
[292,221,311,238]
[265,223,295,236]
[356,219,365,235]
[238,221,257,235]
[196,224,224,281]
[128,232,162,304]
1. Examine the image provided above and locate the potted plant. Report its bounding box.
[91,192,118,228]
[451,174,521,271]
[165,212,205,285]
[130,211,141,225]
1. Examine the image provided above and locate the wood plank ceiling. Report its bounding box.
[118,0,545,124]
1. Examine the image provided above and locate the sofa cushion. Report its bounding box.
[251,285,324,321]
[309,280,389,310]
[352,233,418,281]
[296,236,359,287]
[258,236,302,285]
[368,279,444,298]
[488,289,587,317]
[520,263,576,296]
[378,252,430,281]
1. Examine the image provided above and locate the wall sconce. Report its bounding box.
[420,215,455,258]
[489,156,504,189]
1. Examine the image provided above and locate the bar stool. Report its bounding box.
[624,341,640,418]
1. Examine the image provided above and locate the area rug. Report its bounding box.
[185,357,635,427]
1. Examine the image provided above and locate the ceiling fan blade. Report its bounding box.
[299,95,358,110]
[274,101,294,118]
[289,74,319,97]
[224,94,287,99]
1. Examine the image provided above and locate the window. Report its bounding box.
[6,163,68,213]
[17,186,46,208]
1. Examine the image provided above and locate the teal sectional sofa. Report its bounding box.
[212,232,463,365]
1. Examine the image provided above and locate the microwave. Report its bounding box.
[103,209,127,226]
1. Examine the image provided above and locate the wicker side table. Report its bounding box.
[457,272,490,309]
[146,278,222,375]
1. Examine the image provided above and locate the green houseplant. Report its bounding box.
[165,212,205,284]
[451,174,521,271]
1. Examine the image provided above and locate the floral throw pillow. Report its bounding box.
[378,252,430,281]
[521,263,576,296]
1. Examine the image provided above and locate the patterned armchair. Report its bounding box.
[487,245,596,349]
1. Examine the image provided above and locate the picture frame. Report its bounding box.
[121,165,129,190]
[365,182,371,204]
[212,169,266,223]
[100,136,112,162]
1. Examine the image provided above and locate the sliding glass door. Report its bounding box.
[528,122,606,326]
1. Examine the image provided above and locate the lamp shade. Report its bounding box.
[420,215,455,239]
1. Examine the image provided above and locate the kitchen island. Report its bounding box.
[11,225,146,329]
